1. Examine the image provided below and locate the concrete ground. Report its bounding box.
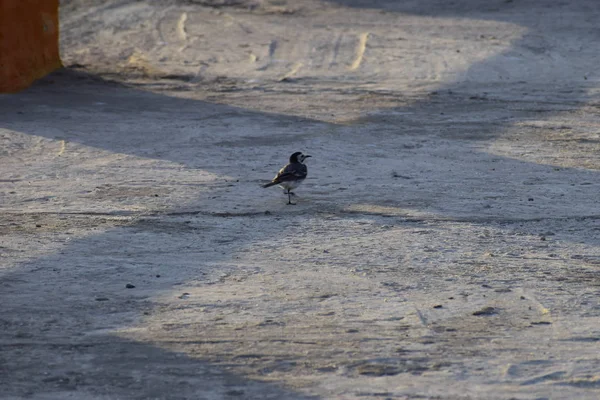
[1,1,599,399]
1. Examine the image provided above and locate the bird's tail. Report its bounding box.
[262,181,277,188]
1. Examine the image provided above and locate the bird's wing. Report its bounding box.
[271,163,307,183]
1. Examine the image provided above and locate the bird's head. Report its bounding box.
[290,151,311,164]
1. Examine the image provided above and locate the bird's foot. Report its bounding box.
[287,200,297,205]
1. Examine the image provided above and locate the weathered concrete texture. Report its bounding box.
[1,1,599,399]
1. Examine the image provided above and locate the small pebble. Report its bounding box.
[528,198,534,201]
[472,306,496,316]
[95,297,109,301]
[125,283,135,289]
[318,311,335,316]
[433,304,443,309]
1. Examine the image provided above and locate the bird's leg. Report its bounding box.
[287,189,296,205]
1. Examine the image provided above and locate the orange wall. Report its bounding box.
[0,0,62,93]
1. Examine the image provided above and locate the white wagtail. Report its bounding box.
[263,151,311,205]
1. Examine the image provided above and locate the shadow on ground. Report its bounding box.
[1,65,598,398]
[0,334,317,399]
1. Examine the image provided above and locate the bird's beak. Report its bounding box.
[305,155,312,158]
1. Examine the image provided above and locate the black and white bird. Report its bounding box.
[263,151,311,205]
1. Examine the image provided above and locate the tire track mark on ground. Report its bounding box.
[279,62,303,81]
[350,32,369,70]
[257,39,278,71]
[330,33,344,68]
[177,12,188,42]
